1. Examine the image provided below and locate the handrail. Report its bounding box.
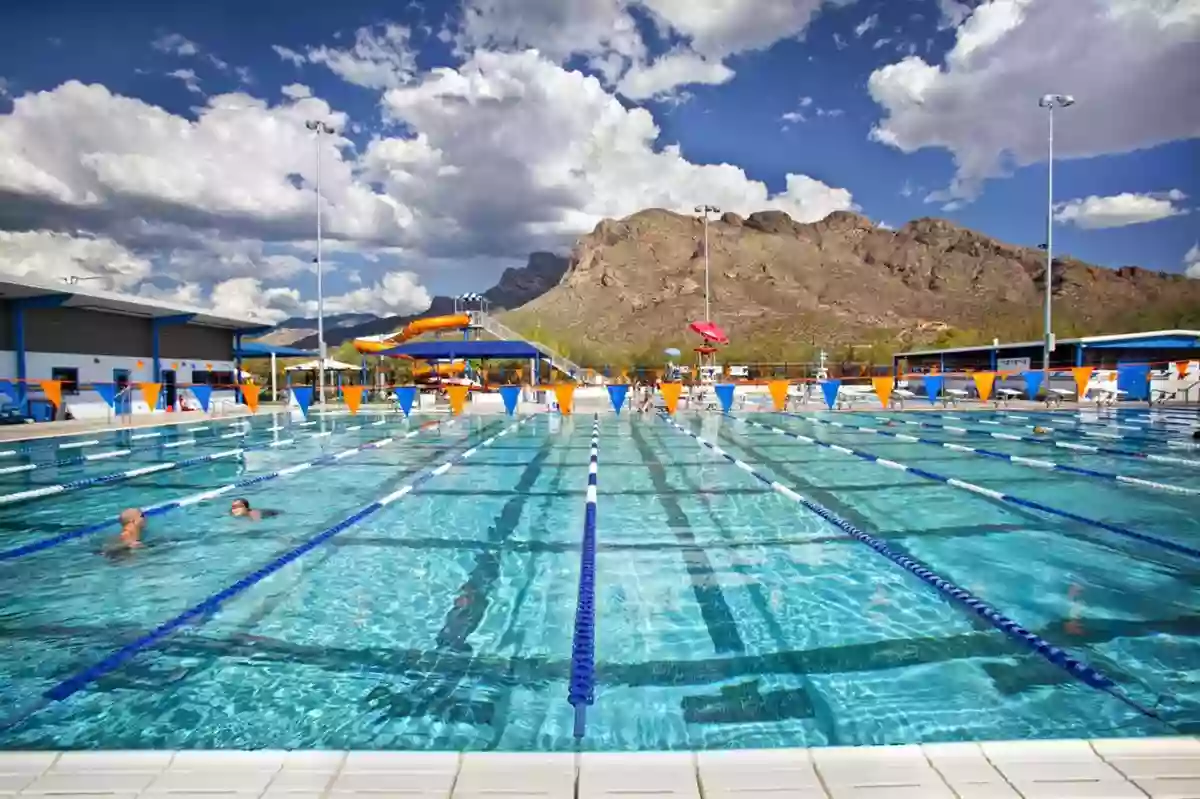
[568,414,600,738]
[473,312,585,379]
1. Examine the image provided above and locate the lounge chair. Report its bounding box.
[996,388,1022,407]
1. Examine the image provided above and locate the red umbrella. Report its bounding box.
[689,321,729,344]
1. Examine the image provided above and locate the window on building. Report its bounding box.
[191,370,211,385]
[51,367,80,396]
[193,370,235,386]
[113,369,130,391]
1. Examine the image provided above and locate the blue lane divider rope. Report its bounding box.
[20,417,529,720]
[0,418,456,562]
[568,414,600,739]
[862,414,1200,469]
[933,409,1197,450]
[737,414,1200,561]
[779,413,1198,496]
[655,414,1165,715]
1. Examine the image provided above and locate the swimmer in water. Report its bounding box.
[230,498,279,521]
[103,507,145,557]
[1033,426,1050,435]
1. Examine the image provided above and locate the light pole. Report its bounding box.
[1037,93,1074,372]
[306,119,336,410]
[694,204,720,323]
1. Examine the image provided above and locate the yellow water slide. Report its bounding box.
[353,314,472,354]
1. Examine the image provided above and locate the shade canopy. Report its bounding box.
[236,341,318,358]
[379,340,542,360]
[285,358,359,372]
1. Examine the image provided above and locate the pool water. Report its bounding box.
[0,407,1197,751]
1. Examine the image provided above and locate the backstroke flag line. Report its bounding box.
[715,384,736,414]
[1022,371,1044,400]
[1072,367,1094,399]
[871,376,893,408]
[768,380,789,412]
[94,384,117,410]
[660,382,682,414]
[447,384,470,415]
[40,380,62,409]
[972,372,995,403]
[190,385,212,412]
[606,384,627,414]
[554,384,576,415]
[924,375,943,404]
[499,385,521,416]
[291,386,313,418]
[240,384,261,413]
[819,379,841,410]
[394,386,416,417]
[342,386,364,415]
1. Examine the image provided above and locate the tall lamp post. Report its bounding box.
[306,119,336,411]
[1037,94,1074,372]
[694,205,720,322]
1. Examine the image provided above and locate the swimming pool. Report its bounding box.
[0,406,1197,751]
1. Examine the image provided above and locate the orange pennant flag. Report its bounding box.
[620,370,629,384]
[342,385,364,414]
[40,380,62,408]
[1072,366,1094,399]
[972,372,996,403]
[767,380,789,411]
[515,368,523,382]
[553,383,575,415]
[1177,361,1191,380]
[139,382,161,410]
[240,383,261,413]
[660,382,683,415]
[447,384,470,415]
[872,376,894,408]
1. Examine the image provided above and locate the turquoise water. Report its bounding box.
[0,407,1197,750]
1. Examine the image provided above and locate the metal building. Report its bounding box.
[0,275,269,417]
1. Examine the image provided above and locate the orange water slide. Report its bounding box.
[413,362,466,381]
[353,314,472,354]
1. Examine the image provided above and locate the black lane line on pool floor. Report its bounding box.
[674,418,1166,698]
[0,419,518,739]
[5,612,1197,699]
[722,419,1200,578]
[362,425,558,743]
[629,421,744,655]
[640,422,840,739]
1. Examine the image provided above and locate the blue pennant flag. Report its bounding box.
[1117,364,1149,400]
[291,386,314,418]
[393,385,417,417]
[0,381,13,402]
[714,383,736,414]
[190,384,212,412]
[924,375,944,404]
[819,379,841,410]
[606,384,628,414]
[1022,370,1044,400]
[94,383,118,409]
[499,385,521,416]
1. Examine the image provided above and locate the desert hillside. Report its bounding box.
[502,209,1200,359]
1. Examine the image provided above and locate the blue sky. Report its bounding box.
[0,0,1196,322]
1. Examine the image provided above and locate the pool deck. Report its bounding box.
[1,738,1197,797]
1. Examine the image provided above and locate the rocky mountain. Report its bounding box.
[277,251,568,350]
[502,209,1200,357]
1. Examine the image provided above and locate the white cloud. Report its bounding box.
[1184,243,1199,278]
[616,49,734,100]
[0,49,854,320]
[799,96,813,107]
[272,45,306,67]
[455,0,851,98]
[855,13,879,37]
[167,69,203,95]
[872,37,892,49]
[868,0,1200,201]
[320,271,431,316]
[0,230,152,287]
[290,23,418,89]
[1054,191,1189,229]
[152,33,200,57]
[281,83,312,99]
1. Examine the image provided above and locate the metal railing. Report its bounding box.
[472,312,585,379]
[107,386,135,426]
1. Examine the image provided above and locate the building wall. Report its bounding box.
[22,306,153,356]
[0,350,238,389]
[159,324,235,362]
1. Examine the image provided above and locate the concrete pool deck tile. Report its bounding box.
[578,752,699,796]
[1132,777,1200,798]
[341,751,460,773]
[697,747,822,793]
[1003,781,1148,798]
[1092,738,1200,759]
[982,740,1104,762]
[278,750,347,770]
[812,744,950,793]
[146,768,276,794]
[0,775,37,796]
[263,767,339,792]
[20,770,157,794]
[1105,758,1200,780]
[165,749,286,770]
[990,760,1126,784]
[454,752,574,796]
[50,750,173,772]
[0,755,56,775]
